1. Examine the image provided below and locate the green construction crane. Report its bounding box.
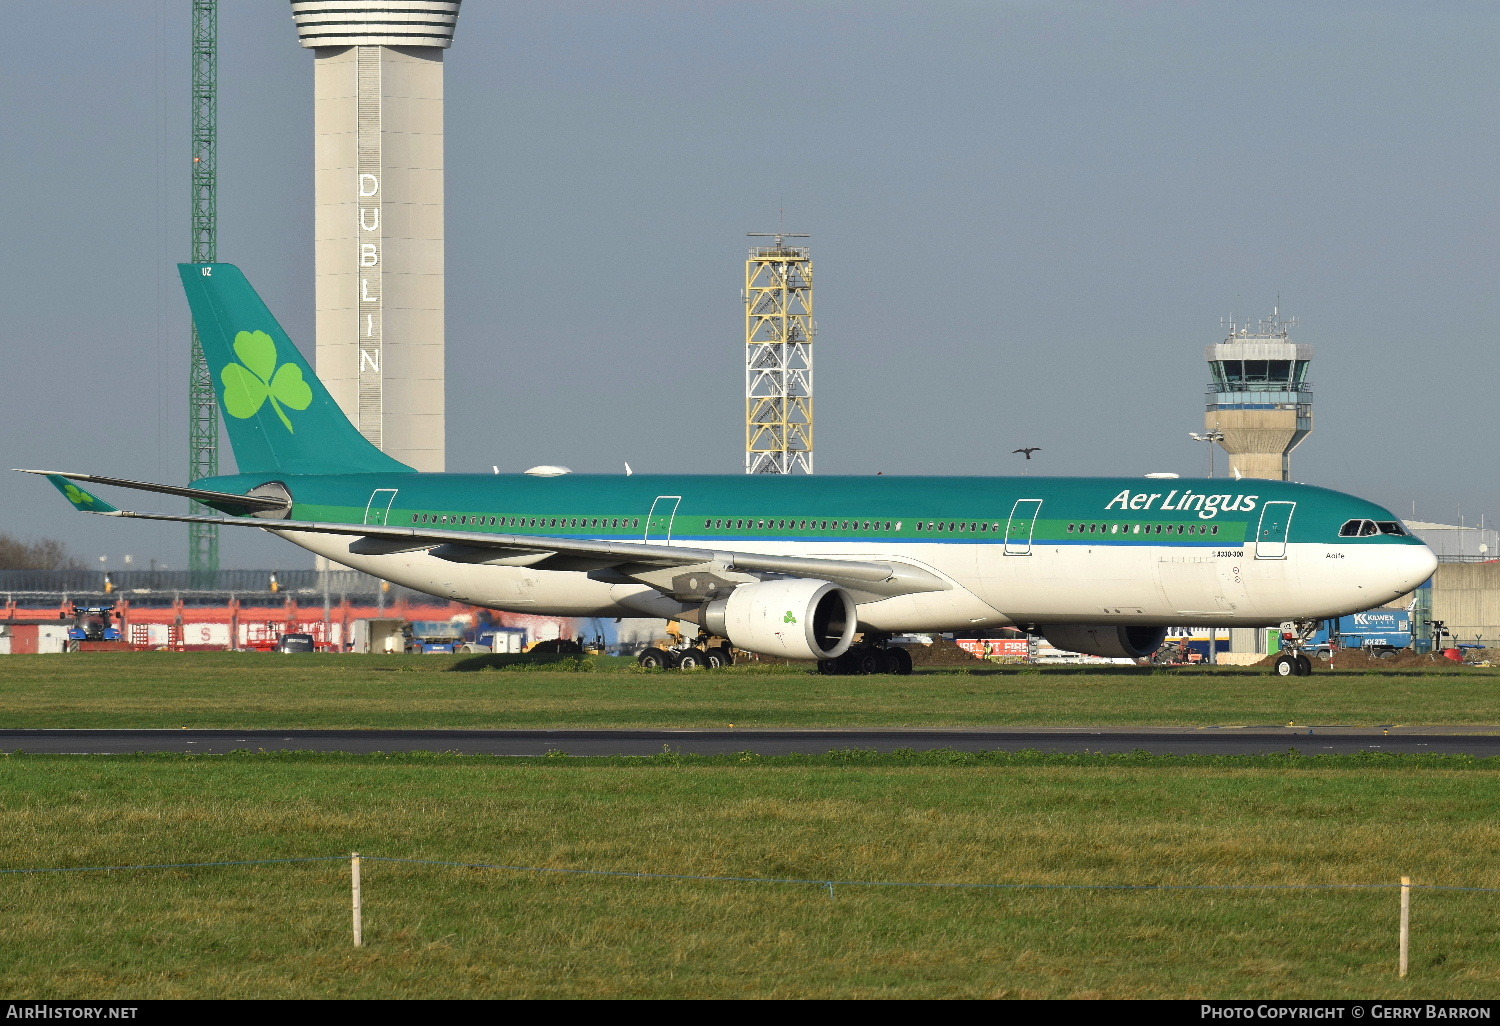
[188,0,219,585]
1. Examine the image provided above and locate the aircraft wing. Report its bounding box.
[87,508,951,600]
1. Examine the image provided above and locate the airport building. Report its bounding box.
[290,1,461,472]
[0,568,574,654]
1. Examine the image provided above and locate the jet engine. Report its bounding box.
[1037,625,1168,660]
[700,579,857,661]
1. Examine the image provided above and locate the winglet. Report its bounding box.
[40,474,119,513]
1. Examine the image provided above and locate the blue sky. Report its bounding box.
[2,1,1496,567]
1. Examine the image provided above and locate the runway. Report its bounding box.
[2,726,1498,757]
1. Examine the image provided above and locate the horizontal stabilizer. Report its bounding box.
[14,469,291,515]
[37,474,118,513]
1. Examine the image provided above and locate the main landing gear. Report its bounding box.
[636,644,735,671]
[1272,620,1320,677]
[817,641,913,676]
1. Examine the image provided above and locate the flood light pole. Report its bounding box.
[1189,430,1225,478]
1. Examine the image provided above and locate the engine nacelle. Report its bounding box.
[702,579,856,661]
[1037,625,1168,660]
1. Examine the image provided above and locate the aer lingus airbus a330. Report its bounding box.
[22,264,1436,676]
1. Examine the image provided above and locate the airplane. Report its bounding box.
[21,263,1437,678]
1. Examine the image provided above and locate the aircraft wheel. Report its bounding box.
[1295,653,1313,676]
[705,646,734,669]
[818,658,842,675]
[1273,654,1299,677]
[676,648,706,670]
[835,649,866,675]
[637,647,670,670]
[886,647,914,676]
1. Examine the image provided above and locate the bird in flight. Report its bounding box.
[1012,447,1041,459]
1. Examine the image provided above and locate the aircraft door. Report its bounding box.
[1254,501,1295,559]
[1004,499,1043,555]
[364,489,398,526]
[644,495,681,543]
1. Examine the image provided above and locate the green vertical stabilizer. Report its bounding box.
[178,263,416,476]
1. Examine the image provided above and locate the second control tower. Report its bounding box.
[290,1,461,472]
[1204,311,1313,481]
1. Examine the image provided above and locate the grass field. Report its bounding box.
[2,751,1498,999]
[0,651,1496,729]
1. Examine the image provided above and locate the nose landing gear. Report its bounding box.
[1273,620,1320,676]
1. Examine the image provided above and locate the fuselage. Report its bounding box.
[196,471,1438,633]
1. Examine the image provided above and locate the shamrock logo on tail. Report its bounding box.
[220,330,313,432]
[64,484,98,507]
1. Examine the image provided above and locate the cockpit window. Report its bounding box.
[1339,519,1408,538]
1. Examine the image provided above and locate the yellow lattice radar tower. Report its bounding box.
[745,233,813,474]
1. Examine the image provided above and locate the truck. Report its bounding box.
[404,620,464,654]
[468,626,528,653]
[1306,609,1414,658]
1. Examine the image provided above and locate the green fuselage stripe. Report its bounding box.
[197,472,1424,550]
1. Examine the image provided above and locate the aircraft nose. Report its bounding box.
[1390,543,1438,595]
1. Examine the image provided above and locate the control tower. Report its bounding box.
[1204,310,1313,480]
[290,1,461,472]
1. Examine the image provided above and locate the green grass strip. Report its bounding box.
[3,748,1496,770]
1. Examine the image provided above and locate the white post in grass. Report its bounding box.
[352,852,364,948]
[1399,876,1411,977]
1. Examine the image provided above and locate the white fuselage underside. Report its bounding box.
[277,531,1433,631]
